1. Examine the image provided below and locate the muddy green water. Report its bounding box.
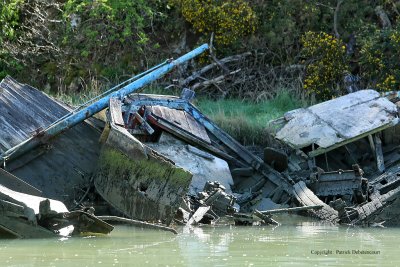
[0,215,399,267]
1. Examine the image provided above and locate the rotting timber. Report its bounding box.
[100,93,339,225]
[269,90,400,226]
[0,44,210,237]
[2,43,399,237]
[94,98,192,225]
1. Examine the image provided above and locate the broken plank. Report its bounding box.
[187,206,210,225]
[293,181,338,221]
[253,210,279,225]
[109,98,125,127]
[186,145,214,160]
[97,216,177,234]
[149,106,211,144]
[0,168,42,196]
[134,112,155,134]
[375,134,385,173]
[259,205,323,215]
[147,114,247,167]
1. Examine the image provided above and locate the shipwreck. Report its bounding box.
[269,90,400,226]
[1,43,400,238]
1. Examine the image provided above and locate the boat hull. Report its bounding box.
[94,122,192,225]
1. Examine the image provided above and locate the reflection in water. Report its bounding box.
[0,215,397,266]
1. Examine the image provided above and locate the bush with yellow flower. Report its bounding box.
[301,31,349,100]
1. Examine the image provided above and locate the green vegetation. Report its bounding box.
[195,91,305,145]
[2,0,400,100]
[99,146,192,187]
[301,31,348,100]
[2,0,400,145]
[170,0,257,45]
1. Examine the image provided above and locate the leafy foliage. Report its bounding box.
[64,0,153,51]
[0,0,23,41]
[301,32,348,100]
[0,0,24,79]
[358,25,400,92]
[1,0,400,100]
[171,0,257,45]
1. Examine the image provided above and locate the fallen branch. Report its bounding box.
[96,216,178,234]
[259,205,323,215]
[180,52,252,86]
[208,32,230,74]
[191,69,241,90]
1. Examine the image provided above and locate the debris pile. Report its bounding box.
[2,44,400,238]
[269,90,400,226]
[0,184,113,238]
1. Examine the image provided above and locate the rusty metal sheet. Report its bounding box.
[0,77,101,206]
[148,105,211,144]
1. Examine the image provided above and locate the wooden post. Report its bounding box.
[374,134,385,173]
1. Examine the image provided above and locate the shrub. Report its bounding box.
[358,25,400,92]
[64,0,153,54]
[171,0,257,45]
[301,31,348,100]
[0,0,24,79]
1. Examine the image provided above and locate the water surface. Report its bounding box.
[0,215,398,266]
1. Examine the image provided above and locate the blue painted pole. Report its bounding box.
[1,43,209,163]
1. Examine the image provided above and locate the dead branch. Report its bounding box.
[390,0,400,16]
[2,0,63,65]
[375,6,392,29]
[208,32,230,74]
[191,69,241,90]
[180,52,252,86]
[96,216,178,234]
[334,0,344,38]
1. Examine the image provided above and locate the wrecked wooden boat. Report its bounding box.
[98,91,339,225]
[4,44,392,228]
[268,90,400,226]
[94,98,192,225]
[0,76,102,208]
[0,45,210,228]
[0,183,113,238]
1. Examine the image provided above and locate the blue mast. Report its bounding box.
[1,44,209,163]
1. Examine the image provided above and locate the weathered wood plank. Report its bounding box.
[184,111,211,144]
[274,90,399,157]
[134,112,155,134]
[109,98,125,126]
[374,134,385,173]
[0,77,102,206]
[187,206,210,225]
[0,168,41,196]
[147,114,246,167]
[293,181,338,221]
[149,105,211,144]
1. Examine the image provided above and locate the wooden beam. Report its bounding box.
[374,134,385,173]
[308,122,394,158]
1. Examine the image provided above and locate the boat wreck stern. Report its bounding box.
[94,117,192,225]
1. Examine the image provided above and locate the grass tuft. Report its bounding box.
[195,90,306,146]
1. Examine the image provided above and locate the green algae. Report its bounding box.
[97,146,192,189]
